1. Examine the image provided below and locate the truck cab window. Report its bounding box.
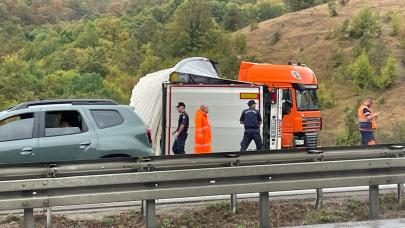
[296,89,319,111]
[45,111,87,137]
[0,113,34,142]
[282,89,292,116]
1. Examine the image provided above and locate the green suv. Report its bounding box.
[0,99,153,164]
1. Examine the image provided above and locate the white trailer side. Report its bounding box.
[163,84,265,155]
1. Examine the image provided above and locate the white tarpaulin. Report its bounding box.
[129,57,220,155]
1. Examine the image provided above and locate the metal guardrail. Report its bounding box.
[0,144,404,228]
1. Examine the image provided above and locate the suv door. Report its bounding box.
[36,109,98,162]
[0,112,39,164]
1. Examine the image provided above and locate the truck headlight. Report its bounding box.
[295,139,305,146]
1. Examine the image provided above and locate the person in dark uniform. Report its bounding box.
[172,102,189,154]
[240,100,263,152]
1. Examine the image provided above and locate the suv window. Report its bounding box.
[45,111,87,137]
[0,113,34,142]
[91,110,124,129]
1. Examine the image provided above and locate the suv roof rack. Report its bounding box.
[8,99,118,111]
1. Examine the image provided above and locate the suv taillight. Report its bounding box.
[146,128,152,144]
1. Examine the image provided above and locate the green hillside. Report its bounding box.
[240,0,405,145]
[1,0,327,108]
[1,0,403,145]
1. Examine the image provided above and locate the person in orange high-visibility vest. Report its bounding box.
[194,105,212,154]
[358,97,380,146]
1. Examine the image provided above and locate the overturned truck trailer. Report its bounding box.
[130,57,282,155]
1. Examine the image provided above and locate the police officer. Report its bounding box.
[172,102,189,154]
[240,100,263,152]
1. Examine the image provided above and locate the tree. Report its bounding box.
[0,56,41,108]
[164,0,219,56]
[137,43,163,76]
[351,7,381,39]
[254,0,285,22]
[209,0,227,24]
[75,22,100,48]
[223,3,246,31]
[284,0,325,11]
[349,52,375,90]
[129,13,161,46]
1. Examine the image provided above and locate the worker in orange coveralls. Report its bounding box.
[194,105,212,154]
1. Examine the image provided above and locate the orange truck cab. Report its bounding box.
[238,61,322,148]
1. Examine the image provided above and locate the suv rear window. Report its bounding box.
[0,113,34,142]
[91,110,124,129]
[45,111,87,137]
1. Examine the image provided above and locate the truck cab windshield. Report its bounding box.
[296,89,319,111]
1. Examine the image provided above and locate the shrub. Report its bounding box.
[328,1,338,17]
[334,18,350,40]
[349,52,375,90]
[231,32,247,54]
[318,83,335,109]
[331,48,344,67]
[387,10,401,36]
[368,39,389,74]
[271,30,282,45]
[351,8,381,39]
[250,20,259,31]
[339,0,349,6]
[336,106,360,146]
[374,56,397,89]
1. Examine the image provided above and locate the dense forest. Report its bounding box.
[0,0,329,109]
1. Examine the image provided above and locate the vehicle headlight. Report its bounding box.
[295,139,305,146]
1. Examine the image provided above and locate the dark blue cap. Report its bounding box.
[176,102,186,108]
[248,100,256,106]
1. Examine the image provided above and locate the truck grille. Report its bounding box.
[302,117,321,148]
[302,117,322,132]
[305,132,318,148]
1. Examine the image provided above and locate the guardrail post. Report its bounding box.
[259,192,270,228]
[46,207,52,228]
[397,184,405,208]
[230,194,238,213]
[145,199,156,228]
[230,162,238,213]
[141,200,146,217]
[313,155,323,209]
[315,188,323,209]
[24,208,34,228]
[369,185,379,220]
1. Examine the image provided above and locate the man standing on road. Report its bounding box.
[172,102,189,155]
[194,105,212,154]
[358,97,380,146]
[240,100,263,152]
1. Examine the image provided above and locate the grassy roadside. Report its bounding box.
[1,193,404,228]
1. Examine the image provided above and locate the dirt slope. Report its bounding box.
[240,0,405,145]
